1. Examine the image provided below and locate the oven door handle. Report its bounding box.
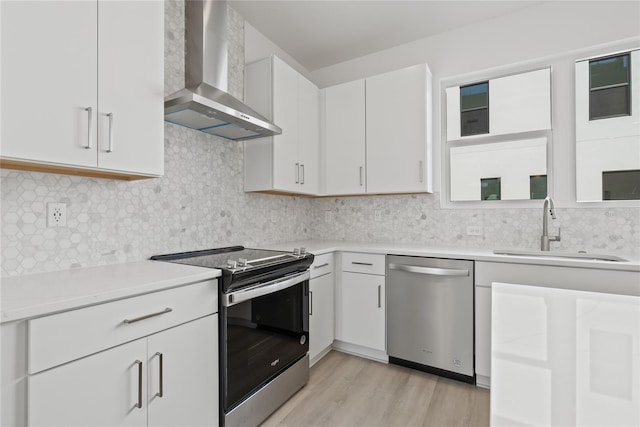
[223,270,310,307]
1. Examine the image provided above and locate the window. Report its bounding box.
[481,177,501,200]
[589,53,631,120]
[460,82,489,136]
[602,170,640,200]
[530,175,547,200]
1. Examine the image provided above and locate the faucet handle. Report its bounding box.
[551,227,561,242]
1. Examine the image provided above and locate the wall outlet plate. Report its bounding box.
[466,225,483,236]
[374,210,382,221]
[47,203,67,227]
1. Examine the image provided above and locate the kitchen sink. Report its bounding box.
[493,249,628,262]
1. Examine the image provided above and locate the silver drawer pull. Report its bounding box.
[309,290,313,316]
[106,112,114,153]
[352,261,373,266]
[155,352,164,398]
[377,285,381,308]
[134,360,143,409]
[85,107,93,149]
[123,307,172,324]
[314,263,330,269]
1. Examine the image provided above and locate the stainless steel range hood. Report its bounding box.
[164,0,281,140]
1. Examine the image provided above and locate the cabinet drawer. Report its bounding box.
[341,252,385,275]
[28,280,217,374]
[310,253,333,279]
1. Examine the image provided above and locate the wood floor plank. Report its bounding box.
[261,351,489,427]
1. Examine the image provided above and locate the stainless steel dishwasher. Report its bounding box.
[387,255,474,383]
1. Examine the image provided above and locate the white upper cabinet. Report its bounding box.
[366,64,432,194]
[0,0,164,179]
[446,68,551,140]
[323,64,432,196]
[322,79,367,195]
[244,55,319,195]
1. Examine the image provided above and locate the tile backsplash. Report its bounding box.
[1,1,639,277]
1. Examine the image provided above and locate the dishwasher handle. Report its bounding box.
[388,263,469,277]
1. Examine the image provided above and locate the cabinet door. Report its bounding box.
[323,80,366,195]
[490,68,551,135]
[338,272,385,351]
[366,65,428,193]
[29,338,147,427]
[298,75,320,195]
[272,57,300,192]
[0,0,97,167]
[475,285,491,386]
[97,0,164,176]
[309,273,334,361]
[147,315,218,427]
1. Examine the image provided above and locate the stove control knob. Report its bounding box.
[300,247,306,255]
[227,260,237,269]
[238,258,248,267]
[293,248,300,256]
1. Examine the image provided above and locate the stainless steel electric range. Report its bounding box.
[151,246,314,427]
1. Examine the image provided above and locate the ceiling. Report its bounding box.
[229,1,545,71]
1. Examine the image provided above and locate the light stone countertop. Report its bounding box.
[0,261,220,324]
[264,239,640,272]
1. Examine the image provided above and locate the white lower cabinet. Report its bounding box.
[335,253,386,359]
[475,285,492,388]
[309,254,334,365]
[24,280,219,427]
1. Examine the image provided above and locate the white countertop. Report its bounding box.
[0,260,220,324]
[264,239,640,272]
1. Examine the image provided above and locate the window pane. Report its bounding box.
[460,82,488,110]
[590,86,630,119]
[590,54,629,89]
[461,109,489,136]
[602,169,640,200]
[481,177,501,200]
[530,175,547,200]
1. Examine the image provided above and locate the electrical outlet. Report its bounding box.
[374,210,382,221]
[47,203,67,227]
[466,225,483,236]
[325,211,333,222]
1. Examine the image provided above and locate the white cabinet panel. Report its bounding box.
[29,338,148,427]
[97,0,164,176]
[366,64,430,193]
[322,80,366,195]
[1,0,98,167]
[475,285,491,386]
[0,0,164,178]
[147,315,218,427]
[309,271,334,363]
[338,271,385,352]
[244,55,319,194]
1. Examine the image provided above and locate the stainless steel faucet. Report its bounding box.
[541,196,561,251]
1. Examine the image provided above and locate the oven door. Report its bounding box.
[221,271,310,412]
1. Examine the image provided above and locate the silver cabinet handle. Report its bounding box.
[134,360,143,409]
[224,271,310,307]
[388,263,469,277]
[309,290,313,316]
[352,261,373,266]
[295,163,300,183]
[314,263,330,269]
[419,160,424,183]
[123,307,172,324]
[155,352,164,398]
[377,285,381,308]
[359,166,363,186]
[106,113,114,153]
[85,107,93,149]
[300,164,305,184]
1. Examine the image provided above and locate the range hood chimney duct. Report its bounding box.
[164,0,281,140]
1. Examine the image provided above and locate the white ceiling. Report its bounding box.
[229,1,545,71]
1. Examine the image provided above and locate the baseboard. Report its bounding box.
[476,374,491,389]
[310,346,333,367]
[332,340,388,363]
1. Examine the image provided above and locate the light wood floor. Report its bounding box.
[261,351,490,427]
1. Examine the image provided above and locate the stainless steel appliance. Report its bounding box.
[151,246,314,426]
[386,255,475,383]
